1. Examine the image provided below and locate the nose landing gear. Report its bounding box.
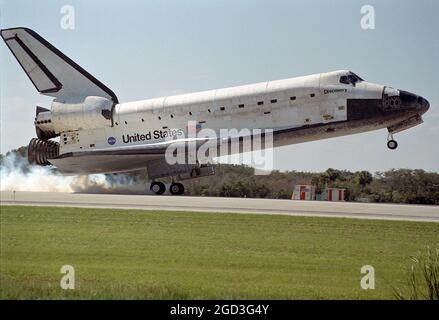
[387,133,398,150]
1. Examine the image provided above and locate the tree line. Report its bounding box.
[181,164,439,204]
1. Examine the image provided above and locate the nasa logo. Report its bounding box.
[107,136,116,145]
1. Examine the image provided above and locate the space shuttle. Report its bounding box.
[1,27,430,195]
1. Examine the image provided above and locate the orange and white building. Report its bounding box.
[322,188,346,201]
[291,185,316,201]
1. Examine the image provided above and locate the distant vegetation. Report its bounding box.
[1,146,439,204]
[181,165,439,204]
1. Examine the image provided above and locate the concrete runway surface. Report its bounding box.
[1,190,438,222]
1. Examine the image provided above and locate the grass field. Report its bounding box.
[0,205,438,299]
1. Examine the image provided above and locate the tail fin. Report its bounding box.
[1,27,118,103]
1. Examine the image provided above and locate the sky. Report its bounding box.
[0,0,438,172]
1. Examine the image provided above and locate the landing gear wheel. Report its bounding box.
[387,139,398,150]
[169,182,184,195]
[150,181,166,195]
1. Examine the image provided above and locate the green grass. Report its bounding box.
[0,205,438,299]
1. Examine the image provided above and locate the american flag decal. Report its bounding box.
[186,121,202,136]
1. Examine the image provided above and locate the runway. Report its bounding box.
[1,190,438,222]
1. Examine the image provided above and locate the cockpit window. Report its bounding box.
[340,72,364,85]
[340,75,350,84]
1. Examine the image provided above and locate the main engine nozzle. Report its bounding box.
[28,138,59,165]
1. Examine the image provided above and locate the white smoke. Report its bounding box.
[0,152,149,194]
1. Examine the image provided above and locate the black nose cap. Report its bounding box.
[399,91,430,114]
[417,96,430,114]
[399,90,418,107]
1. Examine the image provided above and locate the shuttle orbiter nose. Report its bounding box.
[417,95,430,115]
[399,90,430,114]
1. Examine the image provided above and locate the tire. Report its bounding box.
[387,140,398,150]
[169,183,184,195]
[150,181,166,195]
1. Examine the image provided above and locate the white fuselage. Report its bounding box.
[40,69,429,175]
[57,70,387,154]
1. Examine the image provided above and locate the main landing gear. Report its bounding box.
[149,181,185,195]
[150,181,166,195]
[387,133,398,150]
[169,182,184,195]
